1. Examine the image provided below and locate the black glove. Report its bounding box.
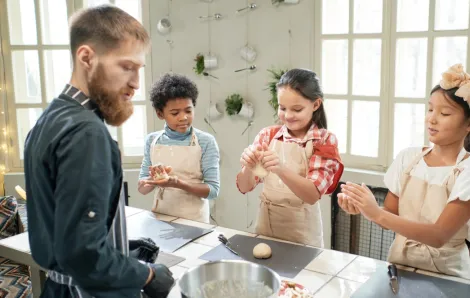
[129,237,160,263]
[143,263,175,298]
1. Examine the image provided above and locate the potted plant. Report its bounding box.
[267,68,288,116]
[193,53,218,75]
[225,93,244,116]
[272,0,299,5]
[193,53,205,75]
[225,93,254,119]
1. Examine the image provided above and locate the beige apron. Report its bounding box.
[387,147,470,279]
[150,131,210,223]
[255,139,324,247]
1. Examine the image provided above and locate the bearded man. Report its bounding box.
[23,5,174,298]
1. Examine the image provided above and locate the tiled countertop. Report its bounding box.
[1,206,468,298]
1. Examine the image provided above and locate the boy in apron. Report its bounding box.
[236,69,344,247]
[138,74,220,223]
[339,63,470,279]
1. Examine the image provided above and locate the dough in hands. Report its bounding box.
[153,172,169,181]
[152,165,172,181]
[251,151,269,178]
[252,163,269,178]
[253,243,272,259]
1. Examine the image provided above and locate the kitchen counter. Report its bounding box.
[1,206,469,297]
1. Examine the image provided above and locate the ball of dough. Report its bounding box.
[253,243,272,259]
[153,172,169,181]
[252,163,269,178]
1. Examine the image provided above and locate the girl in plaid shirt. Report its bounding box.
[236,68,344,247]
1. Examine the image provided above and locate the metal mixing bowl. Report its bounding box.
[178,260,281,298]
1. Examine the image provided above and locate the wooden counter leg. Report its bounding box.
[30,267,46,297]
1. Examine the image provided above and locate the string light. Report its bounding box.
[0,24,8,180]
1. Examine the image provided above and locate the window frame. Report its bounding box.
[1,0,155,171]
[387,0,470,165]
[314,0,393,171]
[314,0,470,171]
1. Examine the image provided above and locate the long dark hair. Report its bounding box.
[277,68,327,129]
[431,85,470,151]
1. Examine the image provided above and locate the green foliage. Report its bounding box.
[225,93,244,116]
[267,68,288,116]
[193,54,205,75]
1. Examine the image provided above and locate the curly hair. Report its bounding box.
[150,73,199,111]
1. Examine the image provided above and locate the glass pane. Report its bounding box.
[351,101,380,157]
[352,39,382,96]
[322,0,349,34]
[39,0,69,45]
[17,108,43,159]
[86,0,110,7]
[115,0,142,22]
[395,38,428,98]
[122,105,147,156]
[394,103,425,158]
[353,0,383,33]
[323,99,348,154]
[435,0,469,30]
[433,36,468,85]
[12,51,42,104]
[7,0,38,45]
[397,0,429,32]
[106,125,118,141]
[44,50,72,101]
[133,68,146,101]
[322,40,348,95]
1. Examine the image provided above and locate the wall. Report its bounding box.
[4,0,388,249]
[148,0,316,232]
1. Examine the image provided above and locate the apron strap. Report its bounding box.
[191,131,199,146]
[404,147,432,175]
[442,147,469,187]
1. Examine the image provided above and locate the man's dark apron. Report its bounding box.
[46,84,130,297]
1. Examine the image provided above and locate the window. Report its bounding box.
[390,0,468,164]
[3,0,73,168]
[317,0,389,170]
[1,0,152,169]
[316,0,470,170]
[84,0,153,165]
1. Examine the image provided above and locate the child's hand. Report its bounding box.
[260,143,283,175]
[340,182,382,221]
[240,144,263,170]
[149,164,172,180]
[337,193,360,215]
[141,176,178,188]
[143,164,178,188]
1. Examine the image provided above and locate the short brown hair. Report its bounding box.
[69,5,149,60]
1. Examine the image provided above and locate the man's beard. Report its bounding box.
[88,64,134,126]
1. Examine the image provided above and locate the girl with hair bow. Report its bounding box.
[339,64,470,279]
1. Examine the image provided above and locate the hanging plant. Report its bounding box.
[193,53,205,75]
[267,68,288,116]
[225,93,244,116]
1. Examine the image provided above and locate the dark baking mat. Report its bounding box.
[352,267,470,298]
[199,234,322,278]
[127,211,213,253]
[155,252,186,268]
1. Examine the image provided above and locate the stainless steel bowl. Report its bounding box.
[178,260,281,298]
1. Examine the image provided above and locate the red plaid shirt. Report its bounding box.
[236,124,342,195]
